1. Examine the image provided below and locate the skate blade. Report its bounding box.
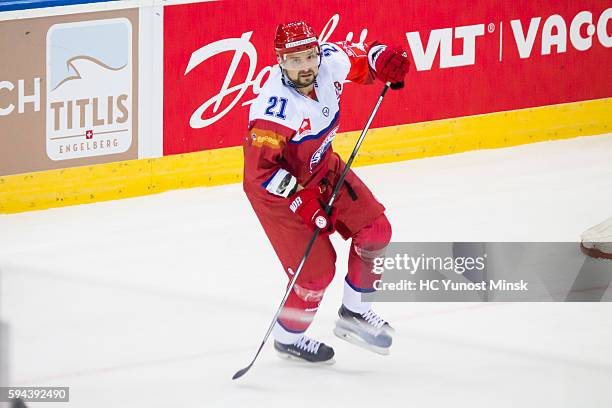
[333,326,390,356]
[580,242,612,260]
[276,351,336,366]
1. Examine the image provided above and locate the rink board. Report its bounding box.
[1,97,610,214]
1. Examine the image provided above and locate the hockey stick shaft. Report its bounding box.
[232,83,391,380]
[324,83,391,212]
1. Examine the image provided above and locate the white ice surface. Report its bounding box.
[1,134,612,408]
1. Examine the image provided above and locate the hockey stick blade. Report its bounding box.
[232,341,265,380]
[232,364,252,380]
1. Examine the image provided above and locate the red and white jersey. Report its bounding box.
[243,41,383,199]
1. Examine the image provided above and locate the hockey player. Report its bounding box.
[243,21,409,363]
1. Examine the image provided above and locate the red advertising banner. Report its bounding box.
[163,0,611,155]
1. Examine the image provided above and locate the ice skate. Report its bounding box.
[274,335,335,365]
[334,305,393,355]
[580,217,612,260]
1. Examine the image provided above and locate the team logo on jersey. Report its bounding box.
[309,126,338,172]
[298,118,312,136]
[334,81,342,98]
[322,107,330,117]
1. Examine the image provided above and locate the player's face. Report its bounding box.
[278,48,320,88]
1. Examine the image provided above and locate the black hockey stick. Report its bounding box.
[232,82,391,380]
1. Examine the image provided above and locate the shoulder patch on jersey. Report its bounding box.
[250,129,285,149]
[248,119,295,149]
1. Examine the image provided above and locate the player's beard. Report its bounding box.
[291,69,316,88]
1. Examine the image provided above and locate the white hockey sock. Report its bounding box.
[342,279,373,314]
[272,321,303,345]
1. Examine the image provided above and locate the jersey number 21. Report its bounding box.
[265,96,288,120]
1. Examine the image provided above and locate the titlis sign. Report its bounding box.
[45,19,133,160]
[183,8,612,129]
[0,18,133,161]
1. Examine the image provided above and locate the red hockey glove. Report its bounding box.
[289,187,336,235]
[374,46,410,89]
